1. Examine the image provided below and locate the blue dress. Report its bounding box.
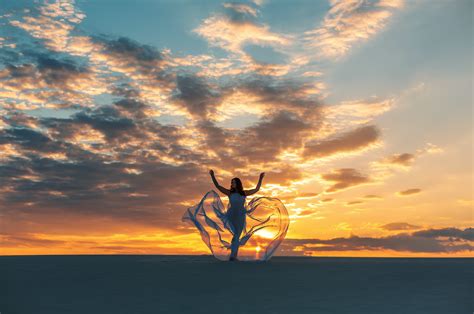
[227,192,246,234]
[182,189,289,261]
[227,192,247,259]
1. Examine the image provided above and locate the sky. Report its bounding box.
[0,0,472,257]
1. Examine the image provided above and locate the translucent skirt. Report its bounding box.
[182,190,289,261]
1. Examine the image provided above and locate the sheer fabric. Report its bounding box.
[182,190,289,261]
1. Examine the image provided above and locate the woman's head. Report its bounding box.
[230,177,245,196]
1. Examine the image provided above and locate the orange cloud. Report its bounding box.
[381,222,421,231]
[397,188,422,196]
[194,14,291,56]
[320,168,371,193]
[304,125,381,159]
[303,0,405,59]
[9,0,85,52]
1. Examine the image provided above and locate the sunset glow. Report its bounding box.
[0,0,472,257]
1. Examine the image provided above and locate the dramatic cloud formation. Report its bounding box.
[282,227,473,255]
[0,0,470,257]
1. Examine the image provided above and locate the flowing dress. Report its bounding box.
[227,192,247,259]
[182,190,289,261]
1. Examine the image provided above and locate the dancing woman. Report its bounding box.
[209,169,264,261]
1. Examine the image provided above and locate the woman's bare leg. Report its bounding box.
[229,234,239,260]
[229,225,243,261]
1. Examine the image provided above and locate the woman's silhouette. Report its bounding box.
[209,169,264,261]
[182,170,289,262]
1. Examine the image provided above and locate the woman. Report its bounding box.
[209,169,264,261]
[182,170,289,262]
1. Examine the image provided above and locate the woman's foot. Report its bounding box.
[229,257,238,261]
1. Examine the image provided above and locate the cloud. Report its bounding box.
[223,3,259,18]
[9,0,85,52]
[322,97,396,128]
[413,228,474,241]
[320,168,371,193]
[397,188,421,196]
[93,35,172,84]
[238,77,323,117]
[230,110,314,163]
[369,142,444,182]
[304,125,381,159]
[303,0,405,60]
[0,53,106,110]
[174,74,223,119]
[0,0,448,257]
[0,155,208,231]
[261,165,304,186]
[281,227,473,255]
[0,233,66,247]
[363,194,382,199]
[382,153,416,167]
[381,222,421,231]
[372,143,443,172]
[346,200,364,206]
[194,4,290,56]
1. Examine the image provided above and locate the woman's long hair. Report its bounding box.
[230,177,245,196]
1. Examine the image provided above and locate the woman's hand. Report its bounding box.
[259,172,265,179]
[209,169,215,176]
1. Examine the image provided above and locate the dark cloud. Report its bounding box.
[72,106,136,141]
[304,125,380,158]
[5,52,91,88]
[174,74,223,119]
[397,188,421,196]
[222,2,258,24]
[0,111,39,129]
[321,198,334,202]
[381,222,422,231]
[281,227,474,255]
[346,200,364,206]
[253,164,303,186]
[111,82,142,99]
[97,36,163,64]
[240,77,323,118]
[321,168,371,193]
[0,156,207,230]
[92,35,174,88]
[36,54,90,85]
[230,110,313,163]
[196,120,228,148]
[413,228,474,241]
[363,194,382,199]
[383,153,415,166]
[0,93,213,232]
[0,53,97,109]
[0,127,63,153]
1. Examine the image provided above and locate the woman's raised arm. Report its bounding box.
[209,169,230,196]
[244,172,265,196]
